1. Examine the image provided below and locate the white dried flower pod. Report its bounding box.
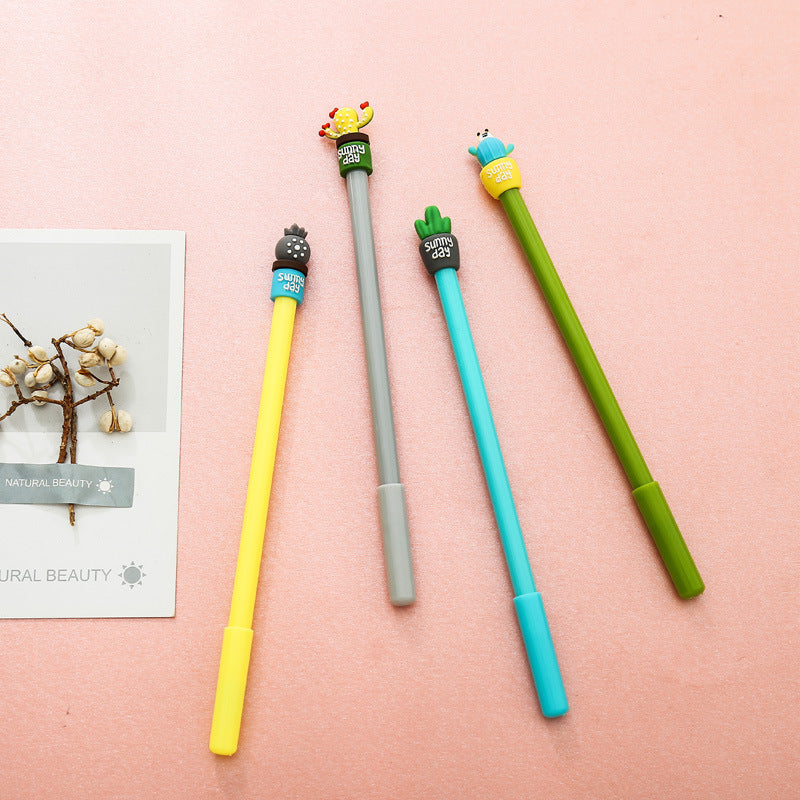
[28,345,48,363]
[72,328,96,348]
[99,409,115,433]
[24,371,36,388]
[8,358,27,375]
[74,369,96,387]
[116,410,133,432]
[34,363,54,384]
[31,390,49,406]
[0,370,14,387]
[87,318,105,335]
[109,345,127,366]
[97,337,117,359]
[79,351,102,368]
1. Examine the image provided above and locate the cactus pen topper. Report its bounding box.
[415,206,568,718]
[319,102,374,139]
[468,128,514,167]
[210,225,310,756]
[470,131,704,599]
[319,102,415,607]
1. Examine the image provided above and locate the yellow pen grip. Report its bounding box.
[209,626,254,755]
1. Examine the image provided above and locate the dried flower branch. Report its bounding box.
[1,314,132,525]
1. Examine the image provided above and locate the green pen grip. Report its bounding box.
[632,481,703,598]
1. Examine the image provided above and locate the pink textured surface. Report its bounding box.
[1,2,798,797]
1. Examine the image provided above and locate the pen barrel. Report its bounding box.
[228,297,296,627]
[345,169,401,486]
[345,167,415,605]
[209,626,254,755]
[435,267,536,597]
[514,592,568,717]
[499,188,651,489]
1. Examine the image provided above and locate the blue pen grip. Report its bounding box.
[514,592,568,717]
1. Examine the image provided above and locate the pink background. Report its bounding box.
[1,1,798,798]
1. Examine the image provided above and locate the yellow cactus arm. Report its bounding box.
[319,123,342,140]
[357,104,373,129]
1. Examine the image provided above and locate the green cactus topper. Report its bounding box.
[415,207,459,275]
[414,206,451,240]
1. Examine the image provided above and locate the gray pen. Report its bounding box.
[319,102,415,606]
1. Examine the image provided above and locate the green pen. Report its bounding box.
[470,130,704,599]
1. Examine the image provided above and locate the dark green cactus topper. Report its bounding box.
[274,224,310,266]
[415,206,460,275]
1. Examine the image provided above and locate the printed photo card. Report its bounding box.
[0,230,184,617]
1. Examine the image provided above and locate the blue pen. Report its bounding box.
[415,206,567,717]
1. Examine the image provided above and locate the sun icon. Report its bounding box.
[119,562,146,589]
[97,477,115,494]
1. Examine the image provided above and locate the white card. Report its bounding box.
[0,230,184,618]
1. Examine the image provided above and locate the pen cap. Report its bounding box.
[632,481,704,598]
[378,482,415,606]
[514,592,568,717]
[210,626,254,755]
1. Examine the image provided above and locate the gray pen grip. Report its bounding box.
[378,483,415,605]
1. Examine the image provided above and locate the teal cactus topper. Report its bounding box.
[469,128,514,167]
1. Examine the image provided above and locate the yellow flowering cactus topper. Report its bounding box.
[318,101,373,139]
[319,101,374,176]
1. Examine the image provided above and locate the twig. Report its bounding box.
[52,338,79,525]
[1,313,32,348]
[73,380,119,407]
[1,395,65,422]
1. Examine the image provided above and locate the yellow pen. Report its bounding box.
[210,225,310,756]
